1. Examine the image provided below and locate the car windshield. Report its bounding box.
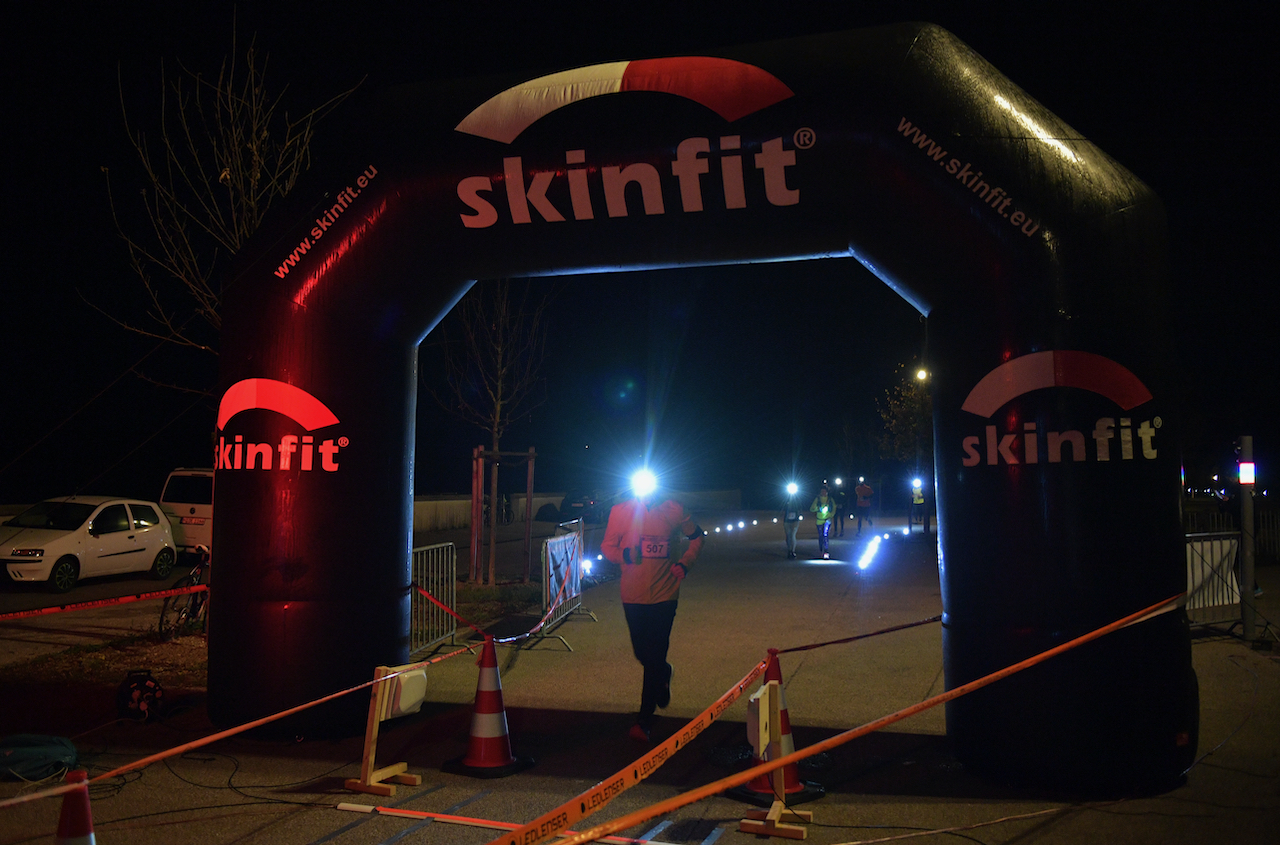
[162,474,213,505]
[6,501,96,531]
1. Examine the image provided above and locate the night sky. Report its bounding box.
[4,1,1276,509]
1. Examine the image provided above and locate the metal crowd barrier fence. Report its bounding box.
[1185,531,1241,628]
[536,521,596,650]
[1183,499,1278,564]
[410,542,457,655]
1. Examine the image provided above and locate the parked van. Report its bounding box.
[160,468,213,554]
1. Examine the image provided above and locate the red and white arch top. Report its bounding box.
[455,57,794,144]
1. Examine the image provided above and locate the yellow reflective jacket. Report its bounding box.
[810,495,834,524]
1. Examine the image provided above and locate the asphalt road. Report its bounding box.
[2,512,1278,845]
[0,560,200,668]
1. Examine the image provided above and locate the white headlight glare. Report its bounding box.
[857,535,882,570]
[631,468,658,498]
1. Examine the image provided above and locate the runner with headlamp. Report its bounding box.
[601,469,706,743]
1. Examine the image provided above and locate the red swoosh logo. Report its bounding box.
[456,56,794,143]
[217,379,340,431]
[961,351,1152,417]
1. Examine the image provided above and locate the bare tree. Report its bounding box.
[835,418,881,479]
[98,35,359,390]
[876,360,933,473]
[428,279,552,585]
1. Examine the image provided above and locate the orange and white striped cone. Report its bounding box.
[55,770,96,845]
[443,636,535,778]
[728,649,825,807]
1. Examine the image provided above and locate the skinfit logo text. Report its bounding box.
[216,378,347,473]
[962,416,1159,466]
[959,350,1158,467]
[457,135,800,229]
[215,433,345,472]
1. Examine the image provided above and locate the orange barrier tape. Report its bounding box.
[335,803,673,844]
[0,643,475,812]
[0,584,207,622]
[777,614,941,654]
[496,568,572,645]
[413,567,573,645]
[490,656,771,845]
[554,592,1185,845]
[415,583,488,636]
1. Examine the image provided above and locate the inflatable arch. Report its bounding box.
[213,23,1196,789]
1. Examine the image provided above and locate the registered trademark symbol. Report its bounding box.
[1153,417,1162,428]
[338,436,350,447]
[794,127,816,149]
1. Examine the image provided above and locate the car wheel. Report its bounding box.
[47,556,79,593]
[149,547,176,580]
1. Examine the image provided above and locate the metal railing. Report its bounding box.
[535,520,596,649]
[410,542,457,655]
[1184,531,1241,628]
[1183,498,1278,563]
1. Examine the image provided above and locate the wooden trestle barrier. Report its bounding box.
[344,665,425,796]
[738,680,813,839]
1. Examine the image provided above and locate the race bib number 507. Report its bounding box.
[641,535,670,559]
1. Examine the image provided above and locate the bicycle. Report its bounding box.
[483,494,514,526]
[158,544,210,639]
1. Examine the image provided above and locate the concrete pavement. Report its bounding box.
[1,511,1278,844]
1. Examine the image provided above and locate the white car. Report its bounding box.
[2,496,178,593]
[159,467,213,553]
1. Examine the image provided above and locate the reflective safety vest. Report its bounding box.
[810,496,834,524]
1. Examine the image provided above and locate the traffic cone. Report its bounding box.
[728,649,825,807]
[55,770,96,845]
[443,636,535,778]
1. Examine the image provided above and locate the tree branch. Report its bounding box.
[98,31,361,391]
